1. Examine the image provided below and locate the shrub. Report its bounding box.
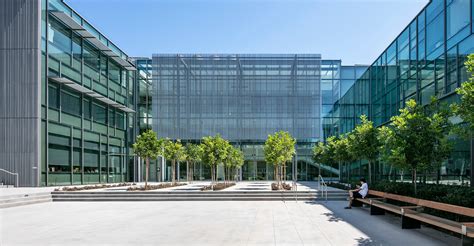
[55,183,130,191]
[200,182,235,191]
[127,182,185,191]
[271,182,292,191]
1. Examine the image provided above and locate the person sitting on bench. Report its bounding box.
[345,178,368,209]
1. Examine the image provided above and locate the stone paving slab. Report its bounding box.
[0,200,458,245]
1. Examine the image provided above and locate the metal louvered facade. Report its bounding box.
[152,54,323,142]
[0,0,42,187]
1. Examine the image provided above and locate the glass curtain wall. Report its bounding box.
[326,0,474,186]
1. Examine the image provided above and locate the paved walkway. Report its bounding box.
[0,200,457,245]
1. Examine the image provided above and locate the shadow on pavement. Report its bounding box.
[303,200,459,246]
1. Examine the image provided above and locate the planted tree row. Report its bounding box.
[132,133,244,189]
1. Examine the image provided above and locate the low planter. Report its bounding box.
[54,183,131,191]
[271,182,292,191]
[127,183,186,191]
[201,182,235,191]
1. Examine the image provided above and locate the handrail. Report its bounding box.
[318,175,328,201]
[0,168,19,187]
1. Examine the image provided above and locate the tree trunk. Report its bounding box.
[470,134,473,188]
[274,165,277,182]
[186,161,189,182]
[145,157,149,189]
[278,165,282,189]
[368,160,372,184]
[338,161,341,181]
[388,164,393,182]
[171,160,176,185]
[412,169,417,195]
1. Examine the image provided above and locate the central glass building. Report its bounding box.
[151,54,365,181]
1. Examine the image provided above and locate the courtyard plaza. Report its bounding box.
[0,181,460,245]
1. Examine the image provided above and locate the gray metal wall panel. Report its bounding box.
[0,0,41,186]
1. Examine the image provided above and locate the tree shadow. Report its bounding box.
[355,237,375,245]
[321,212,344,222]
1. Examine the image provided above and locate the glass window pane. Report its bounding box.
[61,90,81,116]
[93,103,107,124]
[48,85,59,109]
[426,13,444,56]
[446,0,470,39]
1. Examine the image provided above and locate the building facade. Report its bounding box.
[1,0,139,186]
[325,0,474,186]
[151,54,365,181]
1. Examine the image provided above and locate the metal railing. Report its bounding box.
[318,175,328,201]
[0,168,19,187]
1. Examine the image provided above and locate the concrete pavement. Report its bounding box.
[0,200,458,245]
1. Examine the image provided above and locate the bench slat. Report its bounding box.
[368,190,474,217]
[370,200,402,214]
[402,210,474,236]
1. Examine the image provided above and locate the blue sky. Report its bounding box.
[66,0,428,65]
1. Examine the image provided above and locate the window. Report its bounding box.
[108,109,115,127]
[446,0,470,39]
[426,13,444,56]
[83,99,91,119]
[48,85,59,109]
[117,112,125,129]
[426,0,444,23]
[93,103,107,124]
[61,90,81,115]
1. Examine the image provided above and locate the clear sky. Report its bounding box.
[66,0,428,65]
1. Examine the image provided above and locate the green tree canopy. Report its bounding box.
[348,115,380,183]
[385,99,452,193]
[184,143,203,182]
[264,131,296,186]
[132,129,162,188]
[453,54,474,134]
[200,135,232,183]
[224,147,245,182]
[163,139,186,184]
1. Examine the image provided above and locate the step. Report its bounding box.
[0,197,52,209]
[0,194,52,204]
[52,197,346,202]
[0,192,52,200]
[52,197,320,201]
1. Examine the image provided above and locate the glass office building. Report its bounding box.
[2,0,473,186]
[152,54,365,181]
[1,0,139,186]
[326,0,474,186]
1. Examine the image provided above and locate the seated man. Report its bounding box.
[345,178,368,209]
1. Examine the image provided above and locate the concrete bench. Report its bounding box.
[353,190,474,245]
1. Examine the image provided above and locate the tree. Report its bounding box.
[312,142,326,177]
[163,139,186,185]
[264,131,296,188]
[386,99,452,194]
[333,135,356,182]
[453,54,474,132]
[184,143,202,183]
[225,147,244,182]
[452,54,474,186]
[377,126,401,181]
[200,135,231,185]
[132,130,162,189]
[349,115,380,184]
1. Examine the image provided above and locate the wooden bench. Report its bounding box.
[352,190,474,245]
